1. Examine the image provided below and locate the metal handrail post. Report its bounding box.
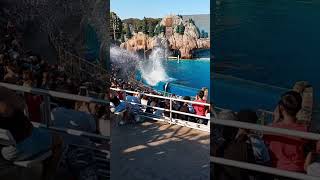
[43,95,51,128]
[169,98,172,122]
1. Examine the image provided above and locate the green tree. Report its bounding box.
[154,25,160,35]
[200,30,209,38]
[142,17,148,34]
[148,25,155,37]
[155,25,165,35]
[160,25,166,34]
[176,23,185,35]
[189,18,195,25]
[110,12,123,40]
[121,33,125,42]
[126,24,133,39]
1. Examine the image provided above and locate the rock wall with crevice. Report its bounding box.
[120,15,210,59]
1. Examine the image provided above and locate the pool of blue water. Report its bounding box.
[213,0,320,111]
[212,74,287,112]
[137,59,210,97]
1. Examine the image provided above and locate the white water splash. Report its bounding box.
[138,47,173,86]
[110,46,173,86]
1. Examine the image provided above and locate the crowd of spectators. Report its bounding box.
[0,16,108,179]
[110,64,211,126]
[212,88,320,180]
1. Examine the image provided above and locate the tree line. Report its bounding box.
[110,12,209,42]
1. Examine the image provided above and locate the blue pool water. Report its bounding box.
[213,0,320,111]
[138,59,210,97]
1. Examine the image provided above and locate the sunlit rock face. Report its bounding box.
[120,32,170,53]
[120,15,210,59]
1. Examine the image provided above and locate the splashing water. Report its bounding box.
[110,46,173,86]
[110,46,140,79]
[138,48,172,86]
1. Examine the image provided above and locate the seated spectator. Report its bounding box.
[146,97,157,114]
[202,87,209,102]
[154,101,165,117]
[218,110,270,180]
[41,71,50,89]
[24,92,43,123]
[140,95,148,112]
[264,91,308,173]
[110,91,120,107]
[211,110,238,157]
[3,64,18,83]
[193,90,206,116]
[125,92,141,122]
[0,87,62,180]
[305,140,320,177]
[179,98,189,118]
[116,85,125,100]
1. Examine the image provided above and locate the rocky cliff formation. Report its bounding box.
[120,15,210,59]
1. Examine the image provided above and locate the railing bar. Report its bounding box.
[0,82,109,105]
[49,126,109,140]
[124,102,210,119]
[211,157,319,180]
[169,98,173,122]
[111,88,210,106]
[138,114,210,132]
[31,122,109,140]
[171,110,210,119]
[212,119,320,140]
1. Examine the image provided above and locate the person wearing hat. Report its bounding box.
[265,91,308,174]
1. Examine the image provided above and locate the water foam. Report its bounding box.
[110,46,173,86]
[138,48,173,86]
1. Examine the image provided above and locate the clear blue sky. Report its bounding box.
[111,0,210,19]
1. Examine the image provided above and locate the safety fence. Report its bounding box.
[111,88,210,132]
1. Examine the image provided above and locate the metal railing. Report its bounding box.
[111,88,210,132]
[0,82,109,140]
[211,116,320,180]
[0,82,110,177]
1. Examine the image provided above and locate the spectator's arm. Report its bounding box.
[304,152,314,171]
[273,105,281,123]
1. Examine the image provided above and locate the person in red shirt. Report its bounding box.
[25,93,43,122]
[264,91,308,173]
[193,90,207,116]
